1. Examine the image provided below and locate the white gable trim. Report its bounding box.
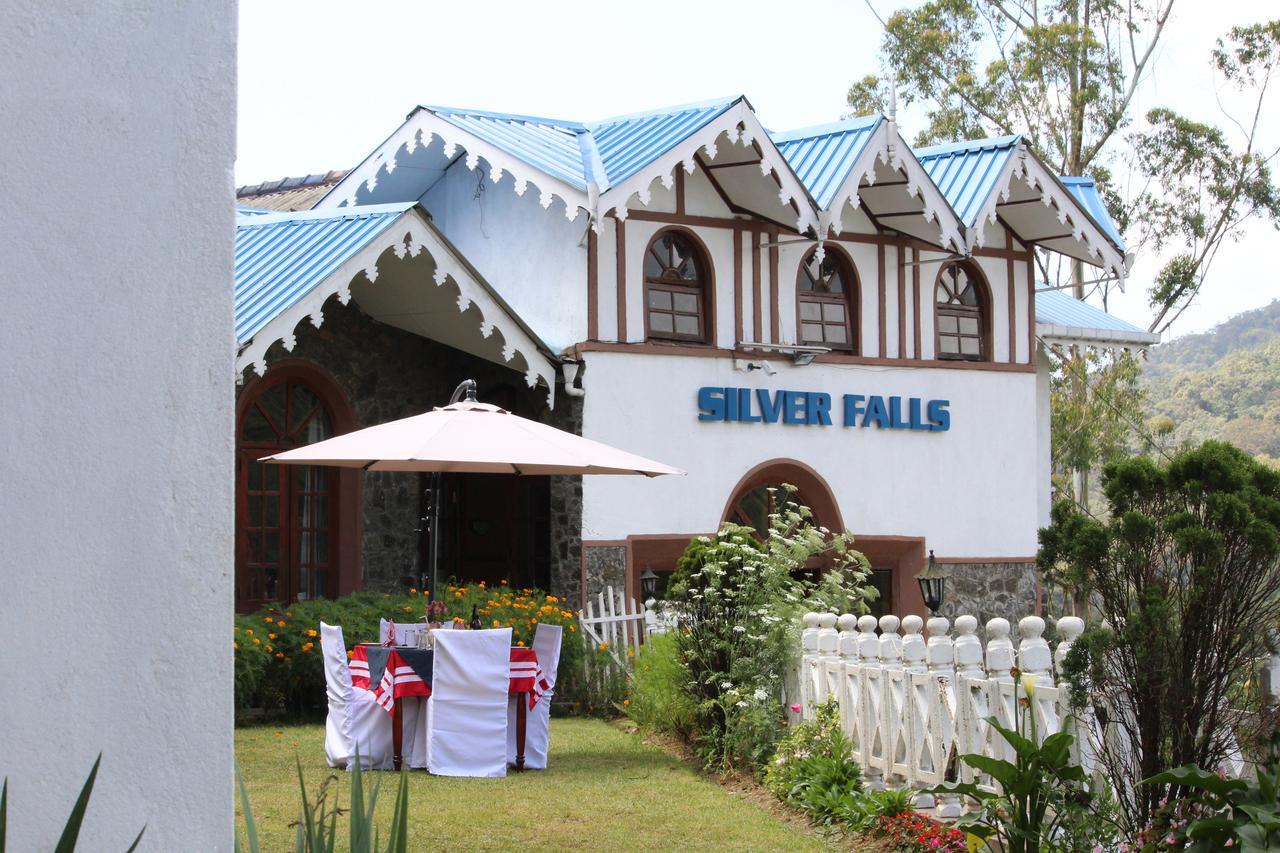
[598,100,821,235]
[970,143,1128,281]
[316,111,591,224]
[236,208,559,405]
[1036,323,1160,350]
[821,122,967,253]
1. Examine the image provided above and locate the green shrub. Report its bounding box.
[764,699,848,799]
[233,584,585,720]
[624,631,696,735]
[665,488,875,774]
[785,744,864,826]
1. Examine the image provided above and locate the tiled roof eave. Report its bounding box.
[1036,322,1160,349]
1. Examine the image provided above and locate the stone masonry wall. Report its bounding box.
[939,562,1040,629]
[241,298,582,596]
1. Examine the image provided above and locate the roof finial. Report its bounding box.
[887,78,898,124]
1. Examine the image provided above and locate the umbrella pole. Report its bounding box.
[427,470,443,600]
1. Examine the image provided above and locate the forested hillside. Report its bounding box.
[1142,300,1280,462]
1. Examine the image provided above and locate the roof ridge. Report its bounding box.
[419,104,586,131]
[914,134,1022,159]
[771,114,882,144]
[235,202,416,227]
[586,95,742,129]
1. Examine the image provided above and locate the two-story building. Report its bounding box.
[233,95,1156,622]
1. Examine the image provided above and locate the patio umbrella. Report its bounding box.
[261,380,683,593]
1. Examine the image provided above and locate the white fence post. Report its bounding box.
[926,616,962,818]
[799,612,820,721]
[857,614,885,790]
[836,614,860,743]
[879,616,910,788]
[952,615,987,788]
[815,613,839,708]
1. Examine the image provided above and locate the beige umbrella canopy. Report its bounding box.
[261,382,683,477]
[261,379,682,595]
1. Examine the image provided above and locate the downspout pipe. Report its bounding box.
[561,360,585,398]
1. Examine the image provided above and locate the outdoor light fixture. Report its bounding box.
[916,550,946,616]
[640,564,659,600]
[791,350,818,367]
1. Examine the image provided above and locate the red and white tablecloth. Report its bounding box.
[348,644,547,715]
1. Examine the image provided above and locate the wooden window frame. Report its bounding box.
[643,227,715,345]
[235,361,360,612]
[934,260,991,362]
[796,245,859,353]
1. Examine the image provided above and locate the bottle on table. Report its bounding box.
[469,603,482,630]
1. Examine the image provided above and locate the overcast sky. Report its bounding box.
[237,0,1280,339]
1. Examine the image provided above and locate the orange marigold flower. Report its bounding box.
[245,629,253,635]
[598,642,608,650]
[263,617,273,623]
[267,633,277,640]
[493,620,500,627]
[409,587,417,594]
[233,642,239,650]
[402,606,412,613]
[546,595,558,603]
[569,625,575,632]
[516,640,526,647]
[306,629,317,638]
[500,579,508,585]
[265,645,273,653]
[623,699,630,706]
[277,620,286,627]
[253,638,261,645]
[274,731,282,738]
[347,650,354,659]
[275,652,285,660]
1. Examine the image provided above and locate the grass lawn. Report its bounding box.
[236,718,830,851]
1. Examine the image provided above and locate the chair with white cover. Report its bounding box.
[507,623,563,770]
[319,622,394,770]
[378,618,428,647]
[427,627,512,777]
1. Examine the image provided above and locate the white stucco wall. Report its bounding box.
[581,352,1044,558]
[0,3,235,849]
[421,163,588,351]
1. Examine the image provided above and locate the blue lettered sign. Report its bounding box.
[696,387,949,432]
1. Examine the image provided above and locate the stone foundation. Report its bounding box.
[939,562,1039,628]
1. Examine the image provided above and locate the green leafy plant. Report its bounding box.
[0,755,144,853]
[785,744,864,827]
[932,679,1097,853]
[1139,730,1280,851]
[235,750,411,853]
[665,489,874,773]
[764,698,848,800]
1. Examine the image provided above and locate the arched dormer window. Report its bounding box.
[797,246,857,352]
[935,261,989,361]
[644,229,711,344]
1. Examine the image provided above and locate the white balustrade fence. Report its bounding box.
[794,610,1095,814]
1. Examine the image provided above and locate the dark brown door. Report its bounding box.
[446,474,549,590]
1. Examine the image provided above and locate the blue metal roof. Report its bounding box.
[427,106,591,190]
[914,136,1021,227]
[1060,176,1126,251]
[411,97,742,194]
[586,97,739,187]
[771,115,882,209]
[234,203,414,345]
[1035,287,1147,333]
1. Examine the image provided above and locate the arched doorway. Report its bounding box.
[721,458,844,536]
[235,362,358,612]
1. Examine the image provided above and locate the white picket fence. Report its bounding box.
[578,586,647,668]
[797,611,1106,815]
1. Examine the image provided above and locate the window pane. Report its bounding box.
[939,336,959,354]
[297,567,310,601]
[674,315,699,336]
[801,322,824,341]
[264,494,279,529]
[960,282,979,307]
[938,314,958,334]
[959,316,979,335]
[248,494,262,525]
[265,465,279,491]
[242,407,276,442]
[826,324,847,344]
[644,249,664,280]
[823,303,845,323]
[798,270,815,292]
[648,289,671,310]
[248,461,262,491]
[262,532,279,564]
[315,534,329,564]
[960,337,981,355]
[826,272,844,294]
[800,301,822,321]
[673,292,698,313]
[257,385,286,434]
[289,384,320,433]
[650,312,674,333]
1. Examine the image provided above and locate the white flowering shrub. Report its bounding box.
[665,487,874,773]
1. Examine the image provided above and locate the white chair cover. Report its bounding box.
[378,618,428,647]
[427,627,512,777]
[507,623,563,769]
[319,622,393,770]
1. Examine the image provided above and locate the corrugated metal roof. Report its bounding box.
[914,136,1021,227]
[234,203,414,345]
[1035,287,1157,344]
[427,107,590,190]
[1060,176,1126,251]
[771,116,882,209]
[586,97,739,187]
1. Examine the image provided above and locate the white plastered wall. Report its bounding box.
[581,351,1044,558]
[421,163,588,351]
[0,2,235,849]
